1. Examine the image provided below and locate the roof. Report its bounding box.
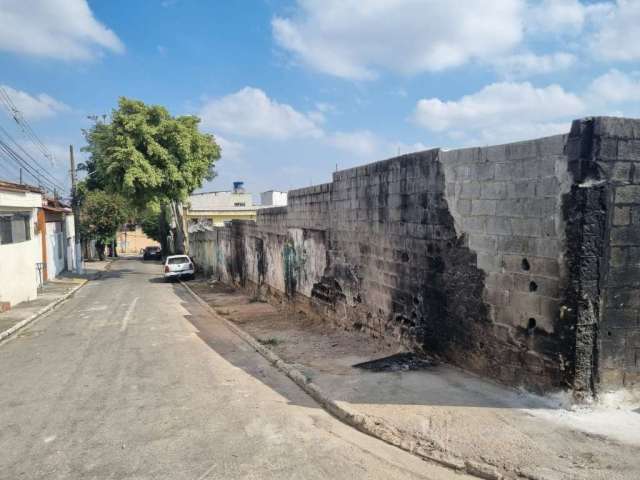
[0,179,43,194]
[43,197,71,213]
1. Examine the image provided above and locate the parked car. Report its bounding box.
[142,246,162,260]
[163,255,194,281]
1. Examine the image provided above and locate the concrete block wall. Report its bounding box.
[189,116,640,396]
[594,118,640,390]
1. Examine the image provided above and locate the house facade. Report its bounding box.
[0,180,77,310]
[0,181,45,309]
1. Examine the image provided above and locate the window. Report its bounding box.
[168,256,190,264]
[234,202,246,207]
[0,213,31,245]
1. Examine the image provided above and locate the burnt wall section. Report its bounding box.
[439,138,574,388]
[595,118,640,390]
[188,116,640,394]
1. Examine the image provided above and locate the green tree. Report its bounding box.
[82,97,220,253]
[80,190,128,261]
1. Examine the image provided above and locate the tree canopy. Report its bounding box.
[82,97,220,207]
[79,190,128,243]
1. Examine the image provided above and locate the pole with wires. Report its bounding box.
[70,145,83,274]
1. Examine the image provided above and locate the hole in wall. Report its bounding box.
[522,258,530,271]
[529,281,538,292]
[608,331,612,337]
[527,317,537,330]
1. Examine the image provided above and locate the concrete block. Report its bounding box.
[461,216,486,233]
[495,161,524,181]
[510,218,542,237]
[507,180,536,198]
[510,291,541,314]
[611,225,640,246]
[610,162,633,183]
[615,185,640,204]
[486,217,512,235]
[613,206,631,226]
[471,199,497,216]
[534,238,561,258]
[456,199,472,215]
[481,181,507,199]
[474,162,495,180]
[619,139,640,161]
[460,181,481,199]
[603,308,639,329]
[597,137,619,161]
[594,117,640,139]
[469,234,497,253]
[541,217,556,237]
[498,236,534,255]
[496,198,526,216]
[537,177,560,197]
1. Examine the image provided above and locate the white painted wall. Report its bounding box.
[0,206,41,307]
[64,214,76,272]
[260,191,288,206]
[46,222,65,279]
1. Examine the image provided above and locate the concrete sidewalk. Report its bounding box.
[0,260,111,342]
[186,278,640,480]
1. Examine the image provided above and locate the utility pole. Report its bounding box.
[19,168,22,184]
[70,145,83,274]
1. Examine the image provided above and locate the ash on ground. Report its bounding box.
[353,353,437,372]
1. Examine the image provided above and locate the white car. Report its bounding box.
[163,255,195,281]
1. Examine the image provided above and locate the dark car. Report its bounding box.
[142,246,162,260]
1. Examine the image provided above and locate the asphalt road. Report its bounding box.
[0,258,465,480]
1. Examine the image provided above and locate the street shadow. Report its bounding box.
[172,285,320,410]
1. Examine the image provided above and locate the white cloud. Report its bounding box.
[0,0,124,60]
[199,87,323,140]
[0,85,69,120]
[413,69,640,145]
[587,69,640,104]
[215,135,245,161]
[492,52,576,78]
[329,130,379,156]
[527,0,588,34]
[272,0,524,80]
[413,81,585,144]
[328,130,428,158]
[590,0,640,62]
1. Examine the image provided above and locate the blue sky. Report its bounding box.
[0,0,639,197]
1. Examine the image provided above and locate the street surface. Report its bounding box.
[0,258,463,480]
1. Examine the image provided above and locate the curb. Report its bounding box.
[180,280,522,480]
[0,279,88,343]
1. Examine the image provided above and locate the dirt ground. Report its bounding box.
[189,278,640,480]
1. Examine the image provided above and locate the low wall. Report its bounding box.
[190,116,640,396]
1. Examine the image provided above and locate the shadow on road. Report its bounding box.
[172,285,320,410]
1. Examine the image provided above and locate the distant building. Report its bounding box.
[186,182,256,230]
[260,190,288,207]
[186,182,289,232]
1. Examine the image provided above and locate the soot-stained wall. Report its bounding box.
[189,116,640,396]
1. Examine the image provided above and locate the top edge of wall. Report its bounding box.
[278,116,639,198]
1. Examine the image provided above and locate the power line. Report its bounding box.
[0,125,65,190]
[0,139,61,193]
[0,86,55,165]
[0,85,68,196]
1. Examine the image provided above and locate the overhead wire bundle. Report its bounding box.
[0,85,67,196]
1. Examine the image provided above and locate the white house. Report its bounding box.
[0,180,45,310]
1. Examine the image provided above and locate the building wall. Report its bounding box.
[261,191,288,207]
[117,227,157,254]
[189,117,640,396]
[0,189,42,307]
